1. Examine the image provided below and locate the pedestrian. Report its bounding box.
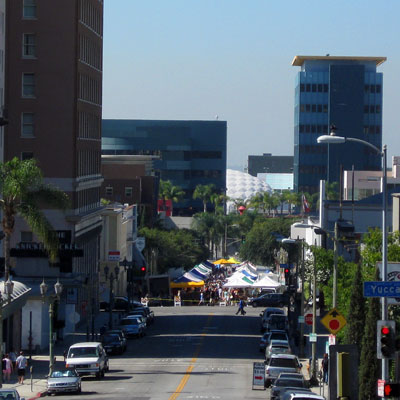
[235,299,246,315]
[321,353,329,384]
[2,354,12,382]
[198,291,204,306]
[16,351,27,384]
[9,349,17,371]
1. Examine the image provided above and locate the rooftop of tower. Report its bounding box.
[292,55,387,67]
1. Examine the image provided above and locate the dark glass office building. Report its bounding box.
[292,56,386,194]
[102,119,227,215]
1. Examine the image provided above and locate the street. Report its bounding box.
[65,306,271,400]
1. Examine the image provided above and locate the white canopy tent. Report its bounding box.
[252,275,282,288]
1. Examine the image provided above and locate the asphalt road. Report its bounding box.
[65,305,272,400]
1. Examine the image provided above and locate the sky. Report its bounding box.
[102,0,400,171]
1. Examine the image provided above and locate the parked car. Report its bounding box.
[0,389,25,400]
[282,393,324,400]
[249,293,287,308]
[102,333,125,355]
[47,369,82,394]
[270,376,308,400]
[105,329,127,352]
[260,330,289,352]
[265,314,289,332]
[127,310,148,325]
[143,306,155,324]
[65,342,108,378]
[260,308,285,331]
[119,317,146,338]
[265,340,292,361]
[265,354,302,387]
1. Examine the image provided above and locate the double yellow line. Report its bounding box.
[168,314,214,400]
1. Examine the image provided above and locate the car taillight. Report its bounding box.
[66,364,70,368]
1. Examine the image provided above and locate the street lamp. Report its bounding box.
[318,130,388,380]
[40,278,63,376]
[0,279,14,388]
[104,265,119,329]
[121,257,133,312]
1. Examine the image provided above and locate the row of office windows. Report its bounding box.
[299,165,326,174]
[191,170,222,178]
[79,34,102,71]
[78,112,101,139]
[300,104,328,113]
[77,149,101,177]
[299,125,329,134]
[299,145,327,154]
[365,84,381,93]
[79,0,103,36]
[102,149,162,156]
[105,187,133,197]
[77,187,101,214]
[78,74,102,105]
[300,83,329,93]
[164,169,222,180]
[364,105,381,114]
[363,125,381,134]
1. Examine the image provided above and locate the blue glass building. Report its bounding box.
[102,119,227,215]
[292,55,386,193]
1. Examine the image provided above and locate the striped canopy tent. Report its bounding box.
[222,274,255,288]
[170,261,212,288]
[252,275,281,288]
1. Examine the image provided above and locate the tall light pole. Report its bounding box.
[318,131,388,380]
[310,240,318,384]
[104,265,119,329]
[40,279,63,376]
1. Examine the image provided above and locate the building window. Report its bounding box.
[21,152,34,160]
[21,231,33,242]
[22,73,35,97]
[21,113,35,137]
[105,187,113,196]
[23,0,36,19]
[125,187,132,197]
[23,34,36,58]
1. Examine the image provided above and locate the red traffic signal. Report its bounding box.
[381,326,390,335]
[140,266,146,275]
[285,268,289,274]
[384,383,400,397]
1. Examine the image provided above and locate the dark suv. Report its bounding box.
[249,293,287,308]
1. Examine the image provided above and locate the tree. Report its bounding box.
[193,184,216,212]
[325,181,340,200]
[159,180,185,215]
[283,191,300,215]
[358,268,380,400]
[0,157,69,280]
[344,261,365,349]
[210,192,227,215]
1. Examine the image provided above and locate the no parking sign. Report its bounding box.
[252,362,265,390]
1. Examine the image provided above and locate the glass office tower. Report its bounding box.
[292,56,386,194]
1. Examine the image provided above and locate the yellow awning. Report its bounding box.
[213,259,229,265]
[226,257,240,264]
[170,281,205,288]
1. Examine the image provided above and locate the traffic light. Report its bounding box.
[377,320,395,359]
[284,268,290,285]
[139,265,146,276]
[241,235,246,244]
[384,383,400,397]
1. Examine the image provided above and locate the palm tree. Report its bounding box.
[159,180,185,216]
[0,157,70,280]
[193,184,216,212]
[210,192,227,215]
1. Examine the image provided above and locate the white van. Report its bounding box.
[65,342,109,378]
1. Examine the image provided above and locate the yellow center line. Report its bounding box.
[168,313,214,400]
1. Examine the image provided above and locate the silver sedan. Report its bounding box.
[47,369,82,394]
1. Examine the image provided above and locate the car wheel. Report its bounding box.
[105,362,109,372]
[252,302,258,307]
[95,370,101,379]
[76,384,81,394]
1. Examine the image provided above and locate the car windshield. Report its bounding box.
[103,335,119,343]
[270,333,287,340]
[269,358,297,368]
[0,391,16,400]
[68,347,98,358]
[275,379,304,387]
[121,319,138,325]
[50,370,78,378]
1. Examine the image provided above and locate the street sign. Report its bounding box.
[329,334,336,346]
[320,307,347,335]
[364,281,400,297]
[252,362,265,389]
[378,379,385,397]
[309,333,317,342]
[298,316,305,324]
[305,313,313,326]
[108,250,120,261]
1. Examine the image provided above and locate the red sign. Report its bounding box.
[157,199,172,216]
[305,313,313,326]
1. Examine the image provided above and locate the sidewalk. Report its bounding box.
[1,311,116,399]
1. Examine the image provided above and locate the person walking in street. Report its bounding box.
[235,299,246,315]
[321,353,329,384]
[16,351,27,384]
[2,354,12,382]
[198,291,204,306]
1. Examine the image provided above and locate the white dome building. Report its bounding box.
[226,169,272,213]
